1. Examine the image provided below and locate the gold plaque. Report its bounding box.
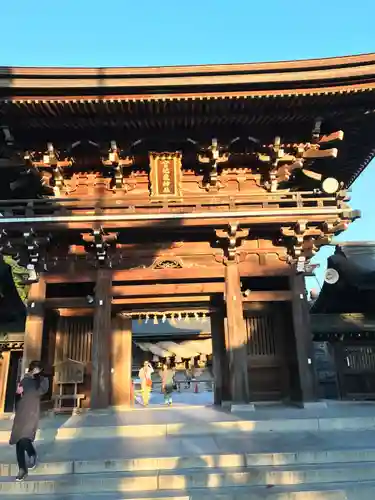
[149,152,182,199]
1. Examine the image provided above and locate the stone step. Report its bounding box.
[3,415,375,443]
[3,448,375,477]
[2,462,375,495]
[0,484,366,500]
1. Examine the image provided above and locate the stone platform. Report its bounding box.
[0,402,375,498]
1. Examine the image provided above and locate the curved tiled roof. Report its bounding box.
[1,53,375,98]
[1,54,375,186]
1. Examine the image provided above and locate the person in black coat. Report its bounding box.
[9,360,49,482]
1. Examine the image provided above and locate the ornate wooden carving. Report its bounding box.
[152,258,183,269]
[81,228,118,263]
[101,141,134,190]
[149,152,182,199]
[257,130,344,192]
[197,138,230,190]
[215,223,249,261]
[25,143,73,196]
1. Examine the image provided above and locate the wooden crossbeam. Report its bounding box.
[44,262,290,284]
[111,282,223,297]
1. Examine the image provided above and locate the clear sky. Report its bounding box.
[2,0,375,287]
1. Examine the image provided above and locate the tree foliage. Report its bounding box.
[2,255,30,303]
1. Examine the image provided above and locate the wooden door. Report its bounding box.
[244,303,289,401]
[335,342,375,400]
[54,315,93,408]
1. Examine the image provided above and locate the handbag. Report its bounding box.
[146,378,152,388]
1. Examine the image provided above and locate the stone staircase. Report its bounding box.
[0,403,375,498]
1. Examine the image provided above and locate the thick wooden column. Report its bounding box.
[91,270,112,409]
[210,307,230,405]
[225,261,250,403]
[22,277,46,374]
[289,272,317,403]
[110,315,132,406]
[0,352,10,412]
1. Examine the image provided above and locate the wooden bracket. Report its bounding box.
[81,228,118,264]
[198,138,229,190]
[101,141,134,190]
[25,143,73,195]
[215,223,249,261]
[257,130,344,191]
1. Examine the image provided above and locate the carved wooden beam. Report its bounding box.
[281,214,353,264]
[25,143,73,196]
[197,138,229,189]
[81,228,118,263]
[257,130,344,192]
[101,141,134,190]
[215,223,249,261]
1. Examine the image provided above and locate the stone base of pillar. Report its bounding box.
[291,400,328,410]
[231,403,256,413]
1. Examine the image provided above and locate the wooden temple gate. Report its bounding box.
[1,54,375,410]
[19,265,316,409]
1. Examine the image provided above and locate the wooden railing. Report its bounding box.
[0,191,343,219]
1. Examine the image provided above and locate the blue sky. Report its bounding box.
[2,0,375,287]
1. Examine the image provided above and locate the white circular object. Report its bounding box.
[322,177,339,194]
[324,268,339,284]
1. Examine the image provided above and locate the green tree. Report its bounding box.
[2,255,30,303]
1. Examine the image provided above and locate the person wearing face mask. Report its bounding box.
[9,360,49,482]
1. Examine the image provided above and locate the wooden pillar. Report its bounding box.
[224,261,250,403]
[210,307,230,405]
[91,270,112,409]
[110,315,132,406]
[22,277,46,375]
[289,272,317,403]
[0,352,10,412]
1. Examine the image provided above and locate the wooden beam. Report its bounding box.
[113,296,212,306]
[243,291,292,302]
[22,277,46,374]
[289,272,317,404]
[112,282,223,297]
[110,315,132,407]
[311,313,375,334]
[44,262,290,284]
[91,270,112,409]
[58,308,94,317]
[45,294,214,308]
[224,261,250,403]
[0,212,343,231]
[210,307,230,405]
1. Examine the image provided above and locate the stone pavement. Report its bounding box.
[1,402,375,498]
[1,428,375,463]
